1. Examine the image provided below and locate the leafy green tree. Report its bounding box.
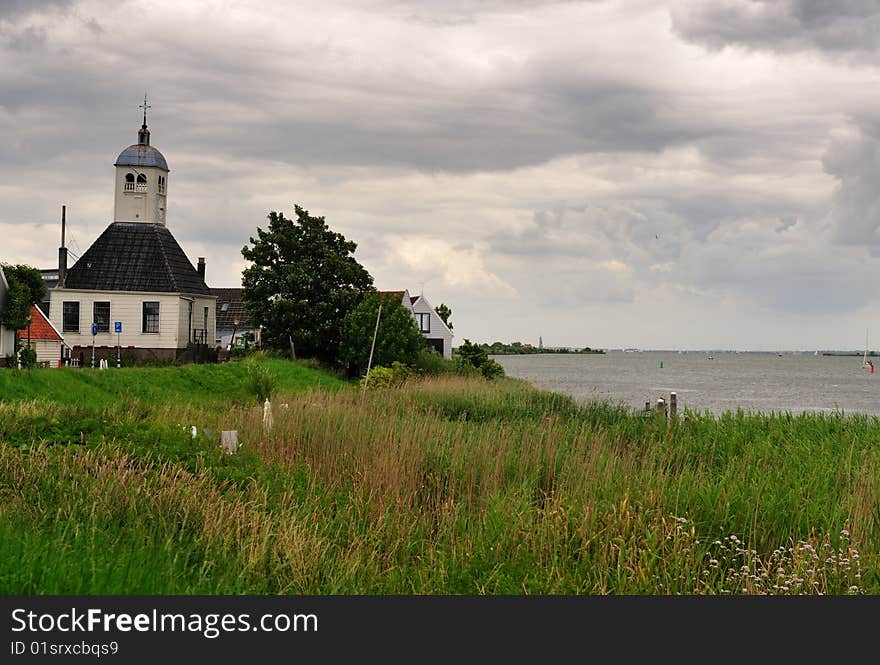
[456,338,488,368]
[434,303,453,330]
[454,338,505,380]
[241,205,373,364]
[340,291,426,376]
[0,264,47,355]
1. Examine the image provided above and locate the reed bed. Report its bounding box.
[1,370,877,594]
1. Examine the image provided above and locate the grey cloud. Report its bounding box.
[671,0,880,57]
[0,0,74,20]
[379,0,596,25]
[823,120,880,251]
[0,11,718,176]
[686,242,874,314]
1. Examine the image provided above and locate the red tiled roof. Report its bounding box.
[378,290,405,298]
[18,305,63,341]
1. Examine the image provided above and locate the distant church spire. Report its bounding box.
[138,93,151,145]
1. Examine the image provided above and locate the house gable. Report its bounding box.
[379,289,453,358]
[18,305,64,341]
[410,294,454,339]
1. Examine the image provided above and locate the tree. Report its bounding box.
[455,338,505,379]
[340,291,426,376]
[0,264,46,356]
[241,205,373,364]
[434,302,453,330]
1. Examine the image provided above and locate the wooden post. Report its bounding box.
[221,430,239,454]
[670,392,677,417]
[289,335,296,360]
[656,396,666,418]
[644,401,651,417]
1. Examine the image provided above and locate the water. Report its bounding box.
[492,351,880,417]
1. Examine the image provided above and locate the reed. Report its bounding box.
[0,366,877,594]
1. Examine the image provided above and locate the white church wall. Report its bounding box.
[50,289,182,350]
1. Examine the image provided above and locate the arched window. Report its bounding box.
[124,172,135,192]
[136,173,147,192]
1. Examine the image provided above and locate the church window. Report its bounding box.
[142,301,160,333]
[136,173,147,192]
[124,173,135,192]
[158,175,165,194]
[62,302,80,333]
[93,302,110,333]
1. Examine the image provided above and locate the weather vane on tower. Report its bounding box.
[139,93,151,127]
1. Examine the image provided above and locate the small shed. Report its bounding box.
[18,304,66,367]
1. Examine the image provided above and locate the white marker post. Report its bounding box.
[361,303,383,405]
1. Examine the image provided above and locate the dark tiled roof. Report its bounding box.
[211,288,251,329]
[64,222,211,295]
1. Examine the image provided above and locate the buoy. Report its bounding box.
[659,360,664,368]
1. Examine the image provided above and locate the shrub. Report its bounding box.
[480,358,505,380]
[413,349,484,378]
[452,339,505,380]
[18,347,37,370]
[244,362,278,404]
[360,365,395,389]
[360,362,412,390]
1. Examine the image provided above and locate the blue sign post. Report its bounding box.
[90,323,97,368]
[115,322,122,367]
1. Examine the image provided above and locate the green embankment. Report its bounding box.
[0,361,877,594]
[0,358,346,407]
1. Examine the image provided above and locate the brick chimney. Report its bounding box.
[58,205,67,287]
[197,257,206,282]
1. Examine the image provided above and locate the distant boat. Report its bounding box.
[706,355,714,360]
[863,329,873,371]
[814,350,819,356]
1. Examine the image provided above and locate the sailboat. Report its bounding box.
[862,329,874,372]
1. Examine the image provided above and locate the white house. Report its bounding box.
[211,287,261,351]
[380,289,454,359]
[48,110,216,364]
[0,266,15,366]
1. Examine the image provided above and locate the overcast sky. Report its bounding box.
[3,0,880,351]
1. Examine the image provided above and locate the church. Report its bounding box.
[48,105,217,364]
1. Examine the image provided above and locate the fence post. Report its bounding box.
[670,392,677,418]
[221,430,239,454]
[656,395,667,419]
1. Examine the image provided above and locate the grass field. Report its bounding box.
[0,359,877,594]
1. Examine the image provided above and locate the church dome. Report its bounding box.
[115,144,169,170]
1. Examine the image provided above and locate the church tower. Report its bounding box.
[113,95,169,224]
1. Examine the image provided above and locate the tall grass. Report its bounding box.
[0,369,877,594]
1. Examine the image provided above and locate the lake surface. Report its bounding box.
[492,351,880,417]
